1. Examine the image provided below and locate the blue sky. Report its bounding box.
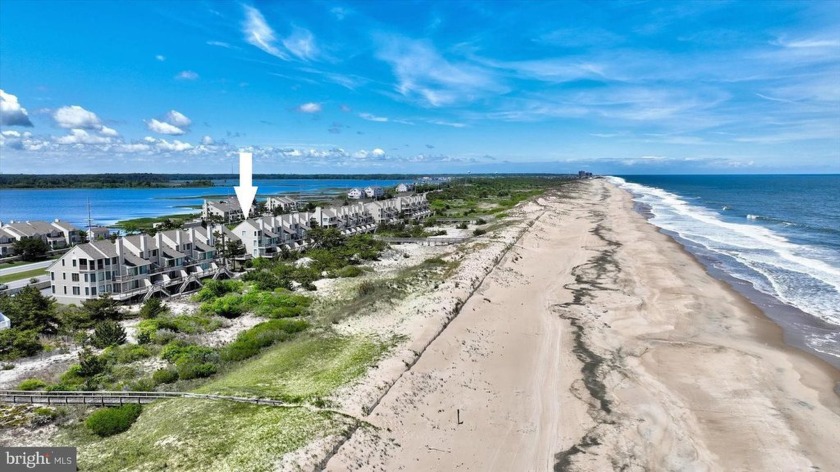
[0,0,838,174]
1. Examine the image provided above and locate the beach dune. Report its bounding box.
[325,179,840,471]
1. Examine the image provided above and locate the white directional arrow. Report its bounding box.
[234,151,258,217]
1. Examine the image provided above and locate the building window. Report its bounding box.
[63,273,66,280]
[72,287,80,295]
[72,259,76,267]
[83,274,88,282]
[51,286,55,294]
[62,260,65,267]
[50,273,55,281]
[64,287,67,294]
[90,273,96,282]
[72,274,79,282]
[85,287,89,296]
[91,287,97,296]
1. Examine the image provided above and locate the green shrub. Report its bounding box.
[160,341,217,365]
[476,218,487,225]
[192,280,243,302]
[152,368,178,385]
[473,228,487,236]
[457,222,468,230]
[199,294,244,319]
[336,266,363,278]
[176,361,217,380]
[239,290,312,318]
[18,378,47,391]
[90,321,127,348]
[220,319,308,362]
[139,297,167,319]
[109,344,152,363]
[85,404,142,437]
[136,331,152,345]
[77,349,106,378]
[0,329,43,361]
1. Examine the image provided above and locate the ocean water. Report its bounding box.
[0,178,402,227]
[608,175,840,368]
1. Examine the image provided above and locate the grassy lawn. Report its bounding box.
[200,335,389,402]
[0,268,48,284]
[114,213,199,231]
[59,400,349,472]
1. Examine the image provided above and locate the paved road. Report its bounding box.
[0,260,53,277]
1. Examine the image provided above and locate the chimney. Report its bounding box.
[140,234,147,256]
[176,230,182,249]
[115,237,125,265]
[207,226,215,246]
[155,232,164,263]
[258,219,264,231]
[189,227,197,243]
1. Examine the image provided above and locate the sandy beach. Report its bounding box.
[323,179,840,471]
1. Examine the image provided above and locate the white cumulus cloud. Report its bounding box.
[0,90,34,127]
[55,129,112,145]
[147,118,186,135]
[53,105,102,129]
[200,135,215,145]
[165,110,192,127]
[99,126,119,137]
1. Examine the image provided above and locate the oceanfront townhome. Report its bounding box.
[347,188,363,200]
[396,182,415,193]
[48,226,234,305]
[0,229,17,257]
[364,186,385,199]
[49,194,431,304]
[202,197,257,223]
[0,219,82,251]
[266,196,301,213]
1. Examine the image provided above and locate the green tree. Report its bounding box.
[226,239,246,258]
[90,321,127,348]
[0,329,42,360]
[307,226,345,249]
[12,237,49,261]
[81,295,123,322]
[139,297,166,319]
[77,348,106,377]
[0,286,59,334]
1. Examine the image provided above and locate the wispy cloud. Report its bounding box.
[175,70,199,80]
[374,35,506,107]
[282,26,319,60]
[206,40,231,49]
[242,5,287,59]
[358,112,388,122]
[296,102,322,113]
[242,5,319,61]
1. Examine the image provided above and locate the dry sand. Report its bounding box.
[322,179,840,471]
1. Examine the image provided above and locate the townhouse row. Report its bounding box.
[48,194,431,304]
[0,219,110,257]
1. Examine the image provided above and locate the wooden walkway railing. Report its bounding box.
[376,236,468,246]
[0,390,288,407]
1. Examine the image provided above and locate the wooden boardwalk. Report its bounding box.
[376,237,468,246]
[0,390,288,407]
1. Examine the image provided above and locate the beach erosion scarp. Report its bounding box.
[312,178,840,471]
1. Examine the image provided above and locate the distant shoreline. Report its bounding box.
[0,173,572,189]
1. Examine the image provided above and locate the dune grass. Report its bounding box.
[200,335,389,403]
[60,399,349,472]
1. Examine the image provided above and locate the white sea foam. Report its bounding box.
[746,214,758,220]
[608,177,840,326]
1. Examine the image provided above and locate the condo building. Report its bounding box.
[49,194,431,303]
